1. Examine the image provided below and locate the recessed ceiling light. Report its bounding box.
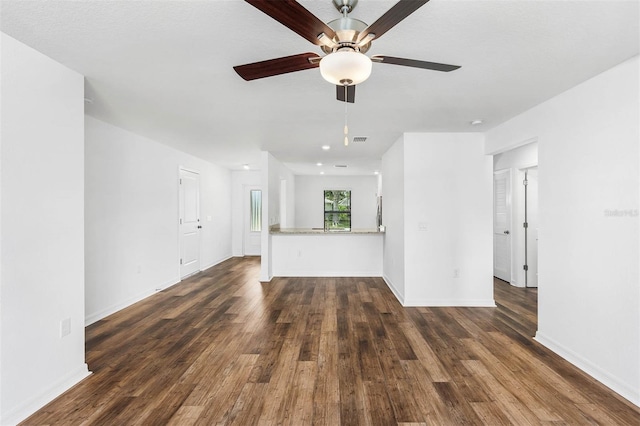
[242,164,250,170]
[470,119,483,126]
[374,171,379,175]
[322,145,331,151]
[320,171,325,175]
[316,162,323,166]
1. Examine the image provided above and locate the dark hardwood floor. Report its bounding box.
[22,257,639,425]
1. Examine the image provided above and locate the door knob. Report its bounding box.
[504,230,510,234]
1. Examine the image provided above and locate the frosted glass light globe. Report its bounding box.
[320,51,372,86]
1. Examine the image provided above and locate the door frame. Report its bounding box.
[178,166,201,279]
[519,165,539,288]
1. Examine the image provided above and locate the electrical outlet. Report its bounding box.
[60,318,71,338]
[453,268,460,278]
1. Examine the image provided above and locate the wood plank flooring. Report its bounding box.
[22,257,639,425]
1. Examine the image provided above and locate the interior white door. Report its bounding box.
[179,169,200,278]
[525,168,539,287]
[494,169,512,282]
[243,186,262,256]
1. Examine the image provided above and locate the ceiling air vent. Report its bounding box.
[352,136,367,143]
[334,164,348,168]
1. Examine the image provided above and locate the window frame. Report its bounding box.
[323,189,352,232]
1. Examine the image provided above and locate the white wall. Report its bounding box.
[294,175,378,229]
[231,170,261,256]
[486,55,639,406]
[493,142,539,287]
[260,152,295,281]
[403,133,494,306]
[381,137,406,302]
[1,34,90,425]
[85,116,232,325]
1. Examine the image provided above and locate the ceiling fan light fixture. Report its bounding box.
[319,50,372,86]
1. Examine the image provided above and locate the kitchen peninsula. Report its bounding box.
[270,227,384,277]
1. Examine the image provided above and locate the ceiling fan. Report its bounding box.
[233,0,461,103]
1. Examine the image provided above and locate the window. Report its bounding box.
[250,189,262,232]
[324,190,351,231]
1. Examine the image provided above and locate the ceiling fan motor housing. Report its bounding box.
[321,17,371,54]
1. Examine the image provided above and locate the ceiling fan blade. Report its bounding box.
[371,55,460,72]
[245,0,337,46]
[336,85,355,103]
[357,0,430,43]
[234,53,321,81]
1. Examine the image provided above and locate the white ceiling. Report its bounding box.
[1,0,638,175]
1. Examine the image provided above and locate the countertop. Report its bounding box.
[270,227,384,235]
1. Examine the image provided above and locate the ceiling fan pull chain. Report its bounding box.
[344,85,349,146]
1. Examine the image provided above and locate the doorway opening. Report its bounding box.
[492,142,538,288]
[492,141,539,336]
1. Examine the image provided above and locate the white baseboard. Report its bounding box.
[535,332,640,407]
[200,254,233,271]
[85,276,179,326]
[380,277,495,308]
[382,275,405,305]
[1,364,91,426]
[403,298,496,307]
[85,255,235,326]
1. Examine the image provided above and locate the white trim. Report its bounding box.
[260,274,273,282]
[85,254,233,326]
[486,136,538,156]
[518,162,538,171]
[535,332,640,407]
[178,165,200,175]
[85,277,179,326]
[199,254,233,272]
[383,275,405,305]
[177,167,182,279]
[403,299,496,307]
[1,365,91,426]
